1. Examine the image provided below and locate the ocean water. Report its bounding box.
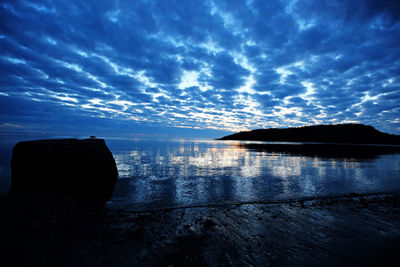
[1,136,400,208]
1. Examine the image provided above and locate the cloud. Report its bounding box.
[0,0,399,136]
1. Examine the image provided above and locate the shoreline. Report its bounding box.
[108,190,400,212]
[1,191,400,266]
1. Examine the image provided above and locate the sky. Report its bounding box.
[0,0,400,138]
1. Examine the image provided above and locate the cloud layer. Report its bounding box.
[1,0,399,136]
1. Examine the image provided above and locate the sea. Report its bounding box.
[1,134,400,209]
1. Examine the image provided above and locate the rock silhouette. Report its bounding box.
[11,138,118,202]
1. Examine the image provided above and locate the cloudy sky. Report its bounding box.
[0,0,399,138]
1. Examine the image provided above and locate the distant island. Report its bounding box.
[219,124,400,145]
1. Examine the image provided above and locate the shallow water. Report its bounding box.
[106,138,400,208]
[0,136,399,207]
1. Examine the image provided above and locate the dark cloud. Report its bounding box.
[202,53,250,90]
[0,0,399,135]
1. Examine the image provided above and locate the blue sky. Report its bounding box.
[0,0,399,138]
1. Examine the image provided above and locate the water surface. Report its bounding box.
[107,139,400,209]
[0,136,399,207]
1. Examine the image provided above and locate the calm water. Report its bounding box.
[107,138,400,208]
[1,136,400,208]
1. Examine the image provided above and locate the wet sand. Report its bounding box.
[1,192,400,266]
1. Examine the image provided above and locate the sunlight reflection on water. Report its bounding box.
[107,139,400,208]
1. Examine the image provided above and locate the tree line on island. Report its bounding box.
[219,124,400,145]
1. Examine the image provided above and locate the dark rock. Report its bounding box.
[11,138,118,202]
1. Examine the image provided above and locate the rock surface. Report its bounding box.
[1,192,400,266]
[11,138,118,202]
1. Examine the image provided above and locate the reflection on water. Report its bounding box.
[107,139,400,208]
[0,136,398,206]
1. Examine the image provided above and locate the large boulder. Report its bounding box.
[11,138,118,202]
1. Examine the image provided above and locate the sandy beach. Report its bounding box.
[1,192,400,266]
